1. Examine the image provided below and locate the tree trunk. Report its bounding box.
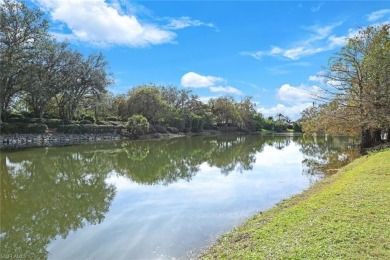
[387,128,390,142]
[371,129,382,146]
[360,128,370,153]
[360,128,383,153]
[0,104,3,124]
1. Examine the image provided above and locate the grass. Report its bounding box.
[201,149,390,259]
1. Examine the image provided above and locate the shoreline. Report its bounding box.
[0,130,303,150]
[201,149,390,259]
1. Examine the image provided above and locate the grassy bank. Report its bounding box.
[202,149,390,259]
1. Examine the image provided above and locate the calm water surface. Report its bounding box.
[0,135,358,259]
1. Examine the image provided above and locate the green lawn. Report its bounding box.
[202,149,390,259]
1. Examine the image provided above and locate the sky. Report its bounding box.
[25,0,390,120]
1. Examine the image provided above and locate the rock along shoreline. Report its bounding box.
[0,132,126,150]
[0,130,226,150]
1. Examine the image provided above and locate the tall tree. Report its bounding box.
[318,25,390,150]
[209,96,242,128]
[55,52,112,120]
[0,0,49,122]
[23,39,74,120]
[127,85,169,124]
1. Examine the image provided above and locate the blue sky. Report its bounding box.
[27,0,390,119]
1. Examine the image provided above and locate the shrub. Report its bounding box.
[27,123,48,134]
[293,122,302,132]
[191,115,204,133]
[170,117,185,132]
[0,122,18,134]
[126,115,150,137]
[45,119,64,129]
[83,115,95,123]
[80,119,93,125]
[0,122,47,134]
[43,112,55,119]
[147,125,157,134]
[96,120,110,125]
[57,124,81,134]
[106,117,118,121]
[166,126,179,134]
[154,124,168,133]
[20,111,34,118]
[9,112,23,118]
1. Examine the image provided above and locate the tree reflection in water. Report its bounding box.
[0,148,116,259]
[0,135,357,258]
[297,135,359,176]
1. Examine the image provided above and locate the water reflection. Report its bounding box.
[298,135,359,175]
[0,149,116,259]
[0,135,358,259]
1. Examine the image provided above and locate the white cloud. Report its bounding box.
[258,103,313,121]
[270,46,282,55]
[311,3,323,13]
[308,73,324,83]
[181,72,242,96]
[165,16,217,30]
[240,50,264,60]
[367,9,390,22]
[181,72,224,88]
[277,84,318,103]
[209,86,242,95]
[37,0,175,47]
[242,22,344,60]
[283,46,325,60]
[198,96,217,104]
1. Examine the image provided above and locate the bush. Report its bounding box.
[0,122,47,134]
[0,122,18,134]
[9,112,23,118]
[80,119,93,125]
[83,115,95,123]
[293,122,302,132]
[43,112,55,119]
[20,111,34,118]
[57,124,81,134]
[57,124,124,134]
[166,126,179,134]
[106,117,118,121]
[8,117,31,123]
[147,125,157,134]
[170,117,185,132]
[45,119,64,129]
[126,115,150,137]
[27,123,48,134]
[96,121,110,125]
[154,124,168,133]
[191,115,205,133]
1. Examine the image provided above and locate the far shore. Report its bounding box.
[0,130,303,150]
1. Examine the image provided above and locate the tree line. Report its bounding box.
[0,0,112,122]
[1,0,299,135]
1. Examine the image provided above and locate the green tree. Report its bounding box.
[127,85,169,124]
[0,0,49,122]
[238,97,260,131]
[209,96,242,128]
[318,25,390,150]
[55,52,112,120]
[22,39,74,120]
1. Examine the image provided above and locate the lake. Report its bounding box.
[0,135,358,259]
